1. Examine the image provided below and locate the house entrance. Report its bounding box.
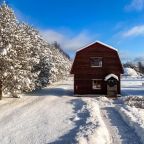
[105,74,119,97]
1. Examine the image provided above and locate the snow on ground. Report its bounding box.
[121,77,144,96]
[120,96,144,108]
[99,97,141,144]
[0,78,110,144]
[114,96,144,144]
[0,79,76,144]
[0,77,144,144]
[115,103,144,144]
[115,77,144,144]
[76,98,110,144]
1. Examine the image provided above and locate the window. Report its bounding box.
[90,57,102,67]
[92,79,102,90]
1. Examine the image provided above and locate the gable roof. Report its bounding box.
[71,40,124,74]
[76,41,118,53]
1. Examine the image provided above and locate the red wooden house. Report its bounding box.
[70,41,124,97]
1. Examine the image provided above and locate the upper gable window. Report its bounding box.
[90,57,102,67]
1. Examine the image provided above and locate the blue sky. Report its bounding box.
[7,0,144,61]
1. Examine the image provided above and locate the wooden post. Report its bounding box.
[0,80,2,100]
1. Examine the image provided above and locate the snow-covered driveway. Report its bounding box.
[0,78,143,144]
[100,99,141,144]
[0,78,109,144]
[0,79,80,144]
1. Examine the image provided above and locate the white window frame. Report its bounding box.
[90,57,103,67]
[92,79,102,90]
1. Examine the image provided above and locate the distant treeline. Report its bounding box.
[123,61,144,74]
[52,41,70,60]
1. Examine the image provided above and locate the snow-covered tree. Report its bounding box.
[0,2,71,99]
[35,40,71,87]
[0,2,20,97]
[0,3,40,98]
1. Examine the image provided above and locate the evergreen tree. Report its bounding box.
[0,3,39,97]
[138,62,144,74]
[0,2,71,99]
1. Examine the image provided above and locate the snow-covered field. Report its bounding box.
[0,77,144,144]
[121,77,144,96]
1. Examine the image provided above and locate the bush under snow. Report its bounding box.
[119,96,144,109]
[122,96,144,109]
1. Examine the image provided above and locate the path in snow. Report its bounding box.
[0,79,88,144]
[101,102,141,144]
[0,77,143,144]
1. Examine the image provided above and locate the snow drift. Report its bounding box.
[124,68,138,77]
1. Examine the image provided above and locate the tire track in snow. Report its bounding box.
[0,78,76,144]
[0,96,49,125]
[101,105,141,144]
[0,81,73,125]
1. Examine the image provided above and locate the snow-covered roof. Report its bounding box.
[76,40,118,52]
[104,74,119,81]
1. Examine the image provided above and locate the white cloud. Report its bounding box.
[125,0,144,11]
[40,29,97,52]
[9,5,97,53]
[123,25,144,37]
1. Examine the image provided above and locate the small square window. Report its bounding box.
[90,57,102,67]
[92,79,102,90]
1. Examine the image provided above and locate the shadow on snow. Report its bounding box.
[121,88,144,96]
[26,87,74,97]
[49,99,89,144]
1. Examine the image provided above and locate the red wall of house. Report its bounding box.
[71,42,123,95]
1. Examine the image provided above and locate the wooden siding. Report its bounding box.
[71,42,123,95]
